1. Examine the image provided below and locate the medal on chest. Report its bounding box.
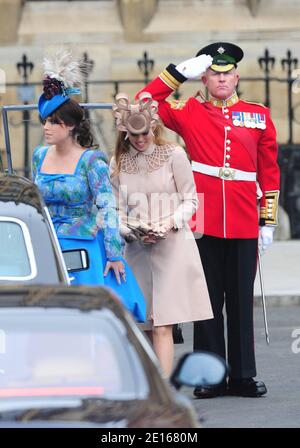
[232,111,266,129]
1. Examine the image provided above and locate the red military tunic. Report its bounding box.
[137,65,280,239]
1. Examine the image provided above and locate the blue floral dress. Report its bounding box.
[32,146,145,322]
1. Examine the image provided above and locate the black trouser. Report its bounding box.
[193,235,258,379]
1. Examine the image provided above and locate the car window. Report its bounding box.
[0,218,37,280]
[0,308,149,401]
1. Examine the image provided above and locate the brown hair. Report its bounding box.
[111,121,170,177]
[45,99,98,149]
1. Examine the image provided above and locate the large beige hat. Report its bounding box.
[112,92,159,134]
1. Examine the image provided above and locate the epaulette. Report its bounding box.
[243,100,267,108]
[167,99,188,110]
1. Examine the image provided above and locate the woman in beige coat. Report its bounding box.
[110,92,213,377]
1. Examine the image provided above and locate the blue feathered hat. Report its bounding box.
[38,50,82,119]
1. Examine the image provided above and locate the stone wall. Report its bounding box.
[0,0,22,44]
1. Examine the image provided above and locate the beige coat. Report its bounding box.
[110,143,213,327]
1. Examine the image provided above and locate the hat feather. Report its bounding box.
[42,49,84,89]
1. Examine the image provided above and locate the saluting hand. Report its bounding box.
[176,54,213,79]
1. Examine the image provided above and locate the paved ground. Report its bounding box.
[174,241,300,428]
[175,308,300,428]
[254,240,300,304]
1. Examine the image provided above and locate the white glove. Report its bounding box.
[176,54,213,79]
[258,226,275,253]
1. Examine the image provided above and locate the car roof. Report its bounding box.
[0,284,127,314]
[0,284,161,382]
[0,173,50,224]
[0,174,44,213]
[0,174,69,285]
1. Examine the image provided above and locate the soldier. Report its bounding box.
[137,42,280,397]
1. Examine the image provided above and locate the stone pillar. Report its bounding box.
[0,0,23,44]
[117,0,157,41]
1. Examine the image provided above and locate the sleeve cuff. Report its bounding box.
[107,256,123,262]
[173,213,183,229]
[260,191,280,225]
[159,64,187,90]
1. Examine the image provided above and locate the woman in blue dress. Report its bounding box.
[32,51,145,322]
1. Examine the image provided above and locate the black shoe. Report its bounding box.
[227,377,267,397]
[193,382,227,399]
[172,324,184,344]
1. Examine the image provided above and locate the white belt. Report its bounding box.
[191,161,256,181]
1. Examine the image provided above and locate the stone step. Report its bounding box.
[18,0,122,45]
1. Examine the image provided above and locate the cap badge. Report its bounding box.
[217,46,225,54]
